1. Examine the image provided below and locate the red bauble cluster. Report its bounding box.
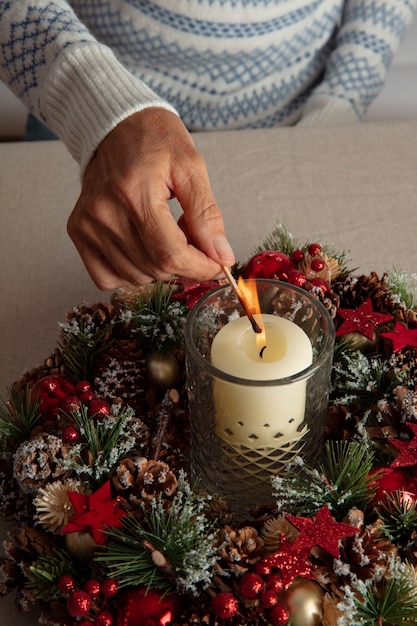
[242,243,329,293]
[58,575,119,625]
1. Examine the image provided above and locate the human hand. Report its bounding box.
[67,108,235,290]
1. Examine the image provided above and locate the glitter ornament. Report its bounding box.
[146,351,179,392]
[60,395,82,415]
[259,590,279,609]
[281,578,324,626]
[287,269,307,288]
[67,590,92,617]
[336,298,393,340]
[240,572,264,598]
[310,277,329,293]
[243,250,293,280]
[76,380,91,394]
[211,592,240,619]
[96,611,113,626]
[116,586,183,626]
[266,574,284,594]
[268,604,289,625]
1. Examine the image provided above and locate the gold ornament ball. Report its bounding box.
[146,351,179,392]
[343,331,377,354]
[280,577,324,626]
[65,530,97,561]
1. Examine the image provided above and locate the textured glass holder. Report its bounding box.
[185,280,335,518]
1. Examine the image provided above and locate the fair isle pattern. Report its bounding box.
[0,0,415,166]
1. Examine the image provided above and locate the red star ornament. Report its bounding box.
[61,481,126,545]
[381,321,417,353]
[336,298,393,340]
[262,535,315,588]
[390,422,417,468]
[286,505,360,559]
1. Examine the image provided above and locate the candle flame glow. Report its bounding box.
[237,277,266,348]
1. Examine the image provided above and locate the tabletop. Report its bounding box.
[0,120,417,623]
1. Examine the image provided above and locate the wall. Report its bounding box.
[1,13,416,140]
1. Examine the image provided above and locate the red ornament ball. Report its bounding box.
[255,561,272,577]
[211,592,240,619]
[62,425,80,444]
[96,611,113,626]
[244,251,293,280]
[310,277,329,293]
[287,269,307,288]
[89,398,112,419]
[259,590,279,610]
[239,572,264,598]
[84,579,101,599]
[58,574,76,595]
[76,380,91,394]
[80,390,96,404]
[60,395,82,415]
[308,243,322,256]
[67,590,92,617]
[102,578,119,599]
[269,604,290,626]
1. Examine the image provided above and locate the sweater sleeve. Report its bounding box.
[299,0,416,126]
[0,0,178,173]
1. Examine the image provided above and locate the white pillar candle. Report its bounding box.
[211,314,313,449]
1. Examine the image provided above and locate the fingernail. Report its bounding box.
[213,235,235,264]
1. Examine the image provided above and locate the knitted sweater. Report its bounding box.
[0,0,415,172]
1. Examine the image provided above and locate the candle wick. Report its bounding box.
[259,345,267,359]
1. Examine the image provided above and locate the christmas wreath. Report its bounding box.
[1,223,417,626]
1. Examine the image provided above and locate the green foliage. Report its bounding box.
[127,281,187,353]
[59,320,112,382]
[0,385,41,448]
[344,558,417,625]
[97,472,218,594]
[253,222,299,256]
[387,268,417,310]
[271,440,378,520]
[26,549,84,602]
[378,491,417,550]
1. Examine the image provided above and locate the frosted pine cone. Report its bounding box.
[218,525,264,570]
[13,434,72,493]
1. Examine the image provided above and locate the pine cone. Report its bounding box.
[110,457,178,515]
[217,525,264,571]
[93,338,149,418]
[60,302,116,343]
[0,460,34,523]
[13,434,72,493]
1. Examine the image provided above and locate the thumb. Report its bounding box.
[174,167,235,268]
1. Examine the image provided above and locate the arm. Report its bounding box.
[299,0,416,125]
[0,1,235,288]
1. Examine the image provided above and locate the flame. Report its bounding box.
[237,276,266,348]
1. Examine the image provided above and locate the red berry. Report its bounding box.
[244,251,293,280]
[60,395,82,415]
[239,572,264,598]
[62,425,80,444]
[269,605,290,626]
[291,249,305,263]
[255,561,272,577]
[80,390,95,404]
[95,611,113,626]
[287,269,307,288]
[259,590,278,609]
[102,578,119,598]
[58,574,76,595]
[310,258,326,272]
[308,243,322,256]
[83,579,101,599]
[76,381,91,395]
[89,398,111,419]
[79,622,93,626]
[211,592,240,619]
[266,574,284,594]
[310,277,329,292]
[67,590,92,617]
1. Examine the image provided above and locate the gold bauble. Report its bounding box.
[280,578,324,626]
[65,531,97,561]
[146,351,179,392]
[343,331,377,354]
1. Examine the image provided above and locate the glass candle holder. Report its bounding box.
[184,280,335,518]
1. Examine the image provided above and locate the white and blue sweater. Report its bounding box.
[0,0,415,172]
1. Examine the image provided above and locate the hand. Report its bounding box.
[67,108,235,290]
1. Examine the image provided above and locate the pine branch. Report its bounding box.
[26,549,85,602]
[378,491,417,550]
[0,385,41,447]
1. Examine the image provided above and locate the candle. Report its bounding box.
[210,314,313,449]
